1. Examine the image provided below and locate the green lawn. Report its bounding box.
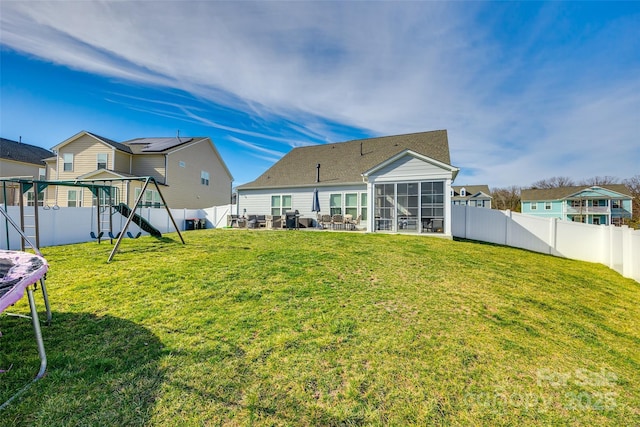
[1,230,639,426]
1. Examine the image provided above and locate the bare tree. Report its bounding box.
[579,176,620,186]
[491,186,521,212]
[623,174,640,228]
[530,176,575,189]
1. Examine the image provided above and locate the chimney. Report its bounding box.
[360,142,363,156]
[316,163,320,183]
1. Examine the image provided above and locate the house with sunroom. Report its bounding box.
[0,137,53,205]
[236,130,460,236]
[43,130,232,209]
[451,185,492,208]
[521,185,633,226]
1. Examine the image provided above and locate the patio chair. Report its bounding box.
[331,214,343,230]
[320,214,332,229]
[343,214,354,230]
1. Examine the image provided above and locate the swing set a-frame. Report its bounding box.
[1,176,185,262]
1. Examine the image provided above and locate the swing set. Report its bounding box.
[1,176,185,262]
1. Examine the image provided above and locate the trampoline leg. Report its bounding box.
[27,286,47,380]
[39,278,52,325]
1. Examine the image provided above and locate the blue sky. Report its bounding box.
[1,1,638,187]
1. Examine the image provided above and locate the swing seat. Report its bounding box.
[90,231,104,240]
[108,231,121,239]
[127,231,142,239]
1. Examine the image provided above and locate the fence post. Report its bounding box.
[463,205,469,239]
[548,217,556,255]
[505,210,511,246]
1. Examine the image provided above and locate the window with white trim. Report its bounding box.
[201,171,210,186]
[63,153,73,172]
[38,168,46,180]
[545,202,552,210]
[27,190,44,207]
[135,188,162,208]
[360,193,368,221]
[67,190,79,207]
[530,202,538,210]
[271,195,292,215]
[97,153,108,170]
[345,193,358,218]
[330,194,342,216]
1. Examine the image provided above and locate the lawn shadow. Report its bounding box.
[0,311,164,425]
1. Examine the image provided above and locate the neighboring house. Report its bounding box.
[44,131,232,209]
[521,185,633,226]
[237,130,459,236]
[451,185,492,208]
[0,137,53,206]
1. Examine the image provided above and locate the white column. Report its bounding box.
[444,178,453,236]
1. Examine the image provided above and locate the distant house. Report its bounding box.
[521,185,633,226]
[237,130,459,235]
[451,185,492,208]
[44,131,232,209]
[0,137,53,205]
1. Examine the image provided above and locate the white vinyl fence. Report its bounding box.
[452,205,640,283]
[1,205,235,250]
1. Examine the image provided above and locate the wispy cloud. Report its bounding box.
[1,1,638,186]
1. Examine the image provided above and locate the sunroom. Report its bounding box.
[363,150,458,236]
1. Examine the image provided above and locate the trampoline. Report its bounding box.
[0,250,49,409]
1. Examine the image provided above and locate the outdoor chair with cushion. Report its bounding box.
[331,214,343,230]
[321,214,332,229]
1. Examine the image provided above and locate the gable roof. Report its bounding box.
[521,185,633,201]
[452,185,491,199]
[52,130,133,154]
[238,130,453,190]
[0,137,54,166]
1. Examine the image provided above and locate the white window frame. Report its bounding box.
[27,190,44,207]
[135,188,162,208]
[67,190,80,207]
[63,153,74,172]
[97,153,108,170]
[530,202,538,210]
[545,202,552,210]
[38,168,46,180]
[201,171,210,186]
[330,193,343,216]
[270,194,292,215]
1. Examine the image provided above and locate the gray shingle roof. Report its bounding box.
[86,131,133,154]
[238,130,452,190]
[124,137,199,153]
[521,185,633,201]
[452,185,491,199]
[0,137,54,166]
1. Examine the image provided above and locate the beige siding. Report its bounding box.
[51,134,117,206]
[0,159,42,179]
[113,151,132,174]
[162,139,232,208]
[0,159,46,205]
[131,155,165,181]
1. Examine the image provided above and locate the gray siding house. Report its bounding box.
[237,130,459,236]
[451,185,492,208]
[0,137,53,205]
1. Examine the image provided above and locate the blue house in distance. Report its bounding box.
[521,185,634,226]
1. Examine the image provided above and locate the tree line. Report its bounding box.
[490,175,640,228]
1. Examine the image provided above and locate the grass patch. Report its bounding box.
[1,230,639,425]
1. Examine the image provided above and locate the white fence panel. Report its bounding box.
[554,220,602,264]
[452,205,639,283]
[509,212,554,255]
